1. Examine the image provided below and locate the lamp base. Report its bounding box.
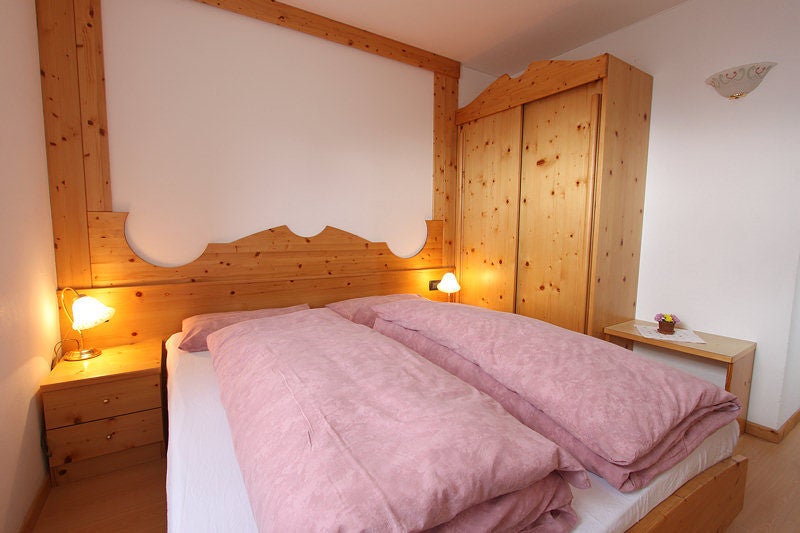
[63,347,102,362]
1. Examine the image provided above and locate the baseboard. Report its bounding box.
[745,406,800,443]
[18,474,50,533]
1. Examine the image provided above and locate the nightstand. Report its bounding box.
[603,320,755,434]
[40,339,165,485]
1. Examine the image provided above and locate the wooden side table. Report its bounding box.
[603,320,755,434]
[40,339,165,485]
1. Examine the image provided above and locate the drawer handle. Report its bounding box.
[106,433,114,440]
[103,398,110,404]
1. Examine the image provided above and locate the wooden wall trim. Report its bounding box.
[456,54,609,125]
[195,0,460,79]
[18,474,51,533]
[433,74,459,266]
[745,407,800,443]
[37,0,460,302]
[74,0,112,211]
[36,0,93,287]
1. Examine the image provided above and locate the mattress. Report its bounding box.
[165,332,739,533]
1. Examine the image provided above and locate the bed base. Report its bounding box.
[628,455,747,532]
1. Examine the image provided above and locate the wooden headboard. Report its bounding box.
[36,0,460,347]
[63,219,451,347]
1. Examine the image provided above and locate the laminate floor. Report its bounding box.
[728,425,800,532]
[30,425,799,532]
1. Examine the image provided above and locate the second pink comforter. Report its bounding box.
[207,308,588,531]
[373,300,741,492]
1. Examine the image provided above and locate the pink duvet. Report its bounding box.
[372,300,741,492]
[207,308,588,531]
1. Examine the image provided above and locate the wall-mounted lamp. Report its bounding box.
[437,272,461,302]
[60,288,115,361]
[705,62,777,99]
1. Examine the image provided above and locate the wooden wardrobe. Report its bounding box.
[456,54,652,338]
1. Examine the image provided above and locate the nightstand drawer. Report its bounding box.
[42,374,161,430]
[47,408,163,467]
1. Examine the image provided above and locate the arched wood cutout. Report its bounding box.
[61,215,451,347]
[88,212,445,287]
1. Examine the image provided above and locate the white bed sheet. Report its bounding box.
[165,333,739,533]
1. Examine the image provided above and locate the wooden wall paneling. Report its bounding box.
[88,214,445,286]
[456,55,608,125]
[433,73,460,266]
[36,0,92,287]
[516,83,601,332]
[35,0,461,342]
[586,56,652,338]
[60,269,451,348]
[73,0,112,211]
[195,0,460,78]
[458,107,522,312]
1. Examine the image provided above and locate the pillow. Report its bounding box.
[179,304,310,352]
[325,294,422,327]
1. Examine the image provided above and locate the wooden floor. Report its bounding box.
[727,424,800,532]
[31,426,799,532]
[32,459,166,533]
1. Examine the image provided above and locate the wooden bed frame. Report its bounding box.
[35,0,746,530]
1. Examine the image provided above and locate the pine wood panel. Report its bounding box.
[434,73,460,266]
[586,56,653,338]
[516,84,601,331]
[456,55,608,125]
[195,0,460,78]
[35,0,92,287]
[458,107,522,312]
[43,375,161,430]
[49,443,164,488]
[73,0,111,211]
[87,214,445,286]
[47,408,163,467]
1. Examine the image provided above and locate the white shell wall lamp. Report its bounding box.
[706,62,777,99]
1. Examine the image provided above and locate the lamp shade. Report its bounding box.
[705,62,776,99]
[70,295,115,331]
[437,272,461,294]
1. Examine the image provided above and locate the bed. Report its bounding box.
[165,316,740,532]
[66,222,746,531]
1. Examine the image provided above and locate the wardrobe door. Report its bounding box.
[516,83,601,331]
[458,107,522,312]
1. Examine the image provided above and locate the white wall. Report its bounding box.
[459,66,497,108]
[0,0,61,530]
[102,0,434,266]
[556,0,800,429]
[782,256,800,423]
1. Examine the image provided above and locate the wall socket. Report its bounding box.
[429,280,440,291]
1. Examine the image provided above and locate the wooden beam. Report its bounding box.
[36,0,92,287]
[456,55,609,125]
[74,0,112,211]
[194,0,460,78]
[433,73,459,266]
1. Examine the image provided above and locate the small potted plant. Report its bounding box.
[654,313,679,334]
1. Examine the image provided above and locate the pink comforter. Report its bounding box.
[372,300,741,492]
[207,308,588,531]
